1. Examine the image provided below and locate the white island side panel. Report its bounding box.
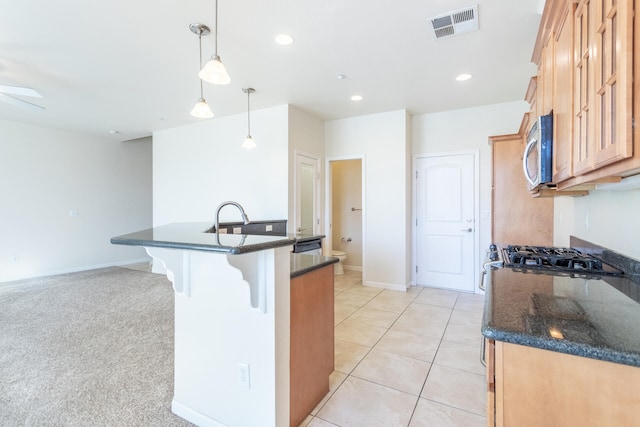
[146,246,291,427]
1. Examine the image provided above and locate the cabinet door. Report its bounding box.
[495,341,640,426]
[535,34,554,119]
[491,134,553,246]
[553,4,575,183]
[573,0,633,175]
[573,0,593,175]
[486,339,496,427]
[592,0,633,168]
[541,34,555,115]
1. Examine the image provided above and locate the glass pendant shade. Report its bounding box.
[242,135,256,150]
[199,55,231,85]
[191,98,214,118]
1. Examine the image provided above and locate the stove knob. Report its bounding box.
[489,244,497,251]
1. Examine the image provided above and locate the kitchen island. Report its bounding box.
[482,264,640,426]
[112,222,336,427]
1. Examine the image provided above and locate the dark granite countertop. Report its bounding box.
[111,222,334,279]
[111,222,295,254]
[290,253,338,279]
[482,267,640,367]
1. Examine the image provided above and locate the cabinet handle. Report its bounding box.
[480,336,487,367]
[461,228,473,232]
[523,137,538,187]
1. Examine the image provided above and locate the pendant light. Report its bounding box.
[199,0,231,85]
[242,88,256,150]
[189,23,214,118]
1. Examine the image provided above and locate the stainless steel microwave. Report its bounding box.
[523,113,553,190]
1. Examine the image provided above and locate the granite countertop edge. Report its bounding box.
[110,235,295,254]
[290,253,339,279]
[480,262,640,368]
[109,222,324,255]
[481,325,640,368]
[482,239,640,368]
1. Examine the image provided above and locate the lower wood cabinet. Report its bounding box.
[486,339,640,426]
[290,264,334,427]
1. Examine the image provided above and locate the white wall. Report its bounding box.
[288,106,325,234]
[153,105,289,226]
[554,189,640,260]
[412,100,531,277]
[325,110,411,290]
[0,120,152,282]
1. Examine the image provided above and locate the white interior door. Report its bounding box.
[295,152,320,235]
[415,153,476,291]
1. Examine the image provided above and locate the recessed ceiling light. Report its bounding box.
[350,95,363,101]
[109,129,120,135]
[275,34,295,45]
[337,74,346,80]
[456,73,472,81]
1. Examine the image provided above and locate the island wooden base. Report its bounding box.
[290,264,334,426]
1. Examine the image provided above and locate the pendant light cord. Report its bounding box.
[214,0,219,57]
[247,89,251,136]
[198,32,204,99]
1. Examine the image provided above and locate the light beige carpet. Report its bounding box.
[0,267,194,426]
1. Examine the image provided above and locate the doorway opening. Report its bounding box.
[326,157,365,277]
[294,151,321,236]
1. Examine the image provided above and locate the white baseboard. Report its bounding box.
[171,400,225,427]
[343,265,363,272]
[0,257,152,284]
[364,280,408,292]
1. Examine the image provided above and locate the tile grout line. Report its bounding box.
[316,278,486,426]
[405,291,461,426]
[315,279,422,426]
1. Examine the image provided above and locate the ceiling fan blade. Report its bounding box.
[0,84,43,98]
[0,93,46,111]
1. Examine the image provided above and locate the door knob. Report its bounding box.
[461,228,473,232]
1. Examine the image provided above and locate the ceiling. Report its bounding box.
[0,0,543,141]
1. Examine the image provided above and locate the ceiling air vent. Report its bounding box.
[429,5,479,40]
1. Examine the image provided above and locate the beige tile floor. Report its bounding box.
[301,271,487,427]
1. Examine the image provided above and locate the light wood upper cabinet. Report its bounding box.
[553,3,575,183]
[592,0,634,168]
[574,0,633,174]
[573,0,592,175]
[527,0,639,192]
[540,33,555,116]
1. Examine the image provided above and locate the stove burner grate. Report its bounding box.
[502,245,622,276]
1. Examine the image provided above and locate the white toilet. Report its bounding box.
[331,250,347,275]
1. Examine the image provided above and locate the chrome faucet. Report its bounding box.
[213,201,250,233]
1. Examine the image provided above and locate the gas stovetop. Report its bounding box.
[501,245,623,277]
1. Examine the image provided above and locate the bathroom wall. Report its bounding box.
[331,159,363,270]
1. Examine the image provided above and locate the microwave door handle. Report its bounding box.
[522,137,538,187]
